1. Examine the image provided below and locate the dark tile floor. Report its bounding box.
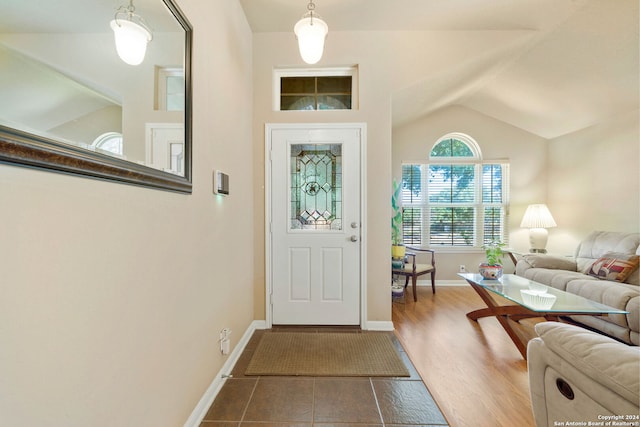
[200,327,449,427]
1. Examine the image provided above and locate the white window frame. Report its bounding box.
[401,133,510,251]
[273,66,359,111]
[155,66,184,111]
[91,132,123,157]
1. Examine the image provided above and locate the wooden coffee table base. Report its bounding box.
[459,273,623,360]
[466,281,563,359]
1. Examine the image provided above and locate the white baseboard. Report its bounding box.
[416,279,467,287]
[183,313,406,425]
[363,320,395,331]
[183,320,267,427]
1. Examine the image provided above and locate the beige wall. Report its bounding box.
[392,105,548,278]
[0,0,254,425]
[546,109,640,254]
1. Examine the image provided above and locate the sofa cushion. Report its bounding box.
[569,314,633,344]
[519,267,598,291]
[627,268,640,286]
[575,231,640,273]
[586,252,640,283]
[522,254,577,270]
[565,279,640,329]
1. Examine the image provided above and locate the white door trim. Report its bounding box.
[265,123,367,328]
[144,122,184,173]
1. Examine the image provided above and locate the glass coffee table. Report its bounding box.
[458,273,628,359]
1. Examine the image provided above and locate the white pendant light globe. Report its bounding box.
[294,15,328,64]
[110,19,152,66]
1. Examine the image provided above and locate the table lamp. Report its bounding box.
[520,204,557,253]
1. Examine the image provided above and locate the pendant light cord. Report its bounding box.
[113,0,152,39]
[307,0,316,25]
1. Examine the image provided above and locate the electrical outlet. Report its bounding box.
[459,265,466,273]
[219,328,231,355]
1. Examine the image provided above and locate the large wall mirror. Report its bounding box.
[0,0,192,193]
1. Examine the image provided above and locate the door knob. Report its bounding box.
[351,222,358,229]
[350,235,358,242]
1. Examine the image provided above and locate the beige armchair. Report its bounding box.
[527,322,640,427]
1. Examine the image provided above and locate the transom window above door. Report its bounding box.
[274,67,358,111]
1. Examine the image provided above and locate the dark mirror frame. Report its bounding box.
[0,0,193,194]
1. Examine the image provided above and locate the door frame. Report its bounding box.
[264,123,367,328]
[145,122,184,173]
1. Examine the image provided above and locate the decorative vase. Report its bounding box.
[391,284,404,296]
[392,259,404,270]
[479,263,503,279]
[391,244,406,259]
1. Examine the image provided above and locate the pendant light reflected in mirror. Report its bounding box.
[110,0,153,65]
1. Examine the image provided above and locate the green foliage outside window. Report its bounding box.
[429,138,473,157]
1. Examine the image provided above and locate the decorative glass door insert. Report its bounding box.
[290,144,342,230]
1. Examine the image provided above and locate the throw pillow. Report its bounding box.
[587,252,640,282]
[523,254,577,271]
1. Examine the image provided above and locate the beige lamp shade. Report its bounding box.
[520,204,557,253]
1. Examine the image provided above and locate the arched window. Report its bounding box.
[92,132,123,156]
[429,132,480,158]
[401,133,509,248]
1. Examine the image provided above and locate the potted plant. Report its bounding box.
[391,179,405,264]
[479,240,506,279]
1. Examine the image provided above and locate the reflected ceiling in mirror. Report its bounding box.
[0,0,192,192]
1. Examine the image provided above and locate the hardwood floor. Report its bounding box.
[393,285,536,427]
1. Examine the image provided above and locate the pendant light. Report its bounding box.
[110,0,153,66]
[293,0,328,64]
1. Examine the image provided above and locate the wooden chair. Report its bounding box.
[392,246,436,302]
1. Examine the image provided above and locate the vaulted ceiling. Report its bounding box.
[240,0,639,139]
[2,0,636,140]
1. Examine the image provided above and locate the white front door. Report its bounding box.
[267,124,363,325]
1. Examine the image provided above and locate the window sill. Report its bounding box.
[407,246,485,254]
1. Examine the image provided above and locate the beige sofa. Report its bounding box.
[528,322,640,427]
[516,231,640,345]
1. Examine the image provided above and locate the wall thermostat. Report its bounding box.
[213,170,229,195]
